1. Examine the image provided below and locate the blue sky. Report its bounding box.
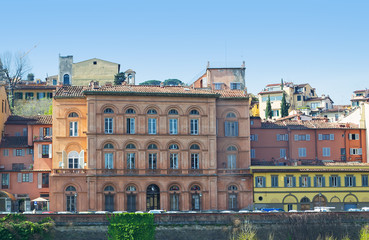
[1,0,368,104]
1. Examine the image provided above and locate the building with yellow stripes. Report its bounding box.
[251,163,369,211]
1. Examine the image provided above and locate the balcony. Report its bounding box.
[188,169,203,175]
[53,169,87,175]
[217,169,250,175]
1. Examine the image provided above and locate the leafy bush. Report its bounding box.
[107,213,155,240]
[0,214,54,240]
[360,225,369,240]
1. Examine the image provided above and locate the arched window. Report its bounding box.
[170,185,180,191]
[104,108,114,114]
[126,108,136,114]
[169,185,180,211]
[126,143,136,149]
[68,151,80,169]
[169,144,179,169]
[228,185,238,210]
[68,112,79,118]
[169,144,179,150]
[147,109,157,114]
[66,186,76,192]
[227,145,237,169]
[226,112,237,118]
[104,143,114,149]
[190,144,200,170]
[190,185,201,211]
[126,185,136,191]
[190,109,199,115]
[63,74,70,85]
[65,185,77,212]
[191,185,201,191]
[190,144,200,150]
[168,109,178,115]
[228,185,238,191]
[104,186,115,192]
[104,186,115,212]
[148,144,158,150]
[126,185,137,212]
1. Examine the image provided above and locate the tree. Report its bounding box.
[265,95,273,119]
[12,99,52,116]
[114,72,126,85]
[1,51,31,108]
[139,80,161,86]
[280,92,290,117]
[27,73,34,81]
[163,79,184,86]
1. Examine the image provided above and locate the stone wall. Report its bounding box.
[2,212,369,240]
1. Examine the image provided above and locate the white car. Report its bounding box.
[148,210,165,214]
[95,211,110,214]
[362,207,369,211]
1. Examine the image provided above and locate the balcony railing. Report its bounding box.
[53,169,87,175]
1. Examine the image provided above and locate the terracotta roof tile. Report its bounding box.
[261,119,360,129]
[54,86,87,98]
[6,115,52,125]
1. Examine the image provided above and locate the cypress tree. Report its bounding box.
[265,95,273,119]
[281,92,289,117]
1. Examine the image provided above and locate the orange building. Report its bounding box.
[0,115,52,212]
[251,117,366,165]
[50,83,252,212]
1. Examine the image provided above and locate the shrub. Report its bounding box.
[360,225,369,240]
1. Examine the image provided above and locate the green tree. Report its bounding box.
[139,80,162,86]
[280,92,289,117]
[114,72,125,85]
[13,99,52,116]
[265,95,272,119]
[163,79,184,86]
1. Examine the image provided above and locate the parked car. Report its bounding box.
[362,207,369,211]
[112,211,127,214]
[42,211,56,214]
[22,211,34,214]
[95,211,110,214]
[78,211,95,214]
[165,211,180,214]
[135,211,145,214]
[57,211,73,214]
[261,208,285,212]
[347,208,361,212]
[148,210,165,214]
[238,210,250,213]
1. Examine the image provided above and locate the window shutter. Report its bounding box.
[314,176,317,187]
[353,176,356,187]
[26,148,30,155]
[79,150,84,169]
[285,134,289,141]
[284,177,287,187]
[294,135,298,141]
[322,177,325,187]
[39,127,43,139]
[356,134,359,140]
[292,177,296,187]
[254,177,258,187]
[350,148,353,155]
[277,134,280,141]
[344,176,348,187]
[13,149,16,156]
[50,127,52,136]
[359,148,362,155]
[262,177,266,187]
[338,177,341,187]
[318,134,322,140]
[49,144,52,158]
[308,177,311,187]
[38,145,42,158]
[18,173,22,182]
[62,150,67,169]
[329,176,332,187]
[349,134,352,140]
[224,121,229,137]
[330,134,334,140]
[306,134,310,141]
[29,173,33,182]
[38,173,42,189]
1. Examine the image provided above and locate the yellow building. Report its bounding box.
[251,163,369,211]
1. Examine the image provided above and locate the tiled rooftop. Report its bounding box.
[55,84,248,99]
[261,119,359,129]
[6,115,52,125]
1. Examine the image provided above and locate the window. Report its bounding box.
[14,92,23,99]
[322,147,331,157]
[311,102,321,109]
[68,151,79,169]
[214,83,223,90]
[250,134,258,141]
[52,79,57,85]
[63,74,70,85]
[68,112,79,118]
[190,119,199,135]
[250,120,254,125]
[148,118,157,134]
[300,175,310,187]
[126,143,136,149]
[251,149,255,158]
[25,92,34,100]
[16,149,24,156]
[12,163,24,170]
[227,154,236,169]
[314,175,325,187]
[170,153,178,169]
[230,82,241,90]
[190,144,200,150]
[148,153,157,169]
[272,110,279,117]
[298,148,306,157]
[147,109,157,114]
[294,134,310,141]
[105,118,113,134]
[255,176,265,187]
[42,145,49,158]
[271,175,278,187]
[190,109,199,115]
[297,95,302,101]
[104,143,114,149]
[37,92,45,99]
[225,121,238,137]
[169,118,178,135]
[127,153,135,169]
[126,118,135,134]
[126,108,136,114]
[350,148,362,155]
[329,175,341,187]
[280,149,286,158]
[169,185,180,211]
[191,153,200,169]
[318,134,334,140]
[3,149,9,156]
[226,112,237,118]
[1,173,9,189]
[345,175,356,187]
[168,109,178,115]
[169,144,179,150]
[349,134,360,140]
[362,175,368,187]
[22,173,31,182]
[105,153,113,169]
[148,144,158,149]
[23,128,27,136]
[277,134,288,141]
[104,108,114,114]
[42,173,49,188]
[261,95,283,102]
[284,176,296,187]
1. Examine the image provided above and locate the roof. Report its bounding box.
[55,84,248,99]
[0,136,29,148]
[74,58,119,65]
[260,119,360,130]
[5,115,52,125]
[258,90,284,95]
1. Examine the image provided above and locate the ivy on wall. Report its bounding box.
[107,213,155,240]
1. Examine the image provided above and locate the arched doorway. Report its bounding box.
[126,185,137,212]
[146,184,160,211]
[190,185,202,211]
[313,194,327,207]
[104,186,115,212]
[300,197,311,211]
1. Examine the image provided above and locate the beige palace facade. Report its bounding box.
[50,83,252,212]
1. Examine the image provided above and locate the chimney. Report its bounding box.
[93,81,100,89]
[105,82,112,87]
